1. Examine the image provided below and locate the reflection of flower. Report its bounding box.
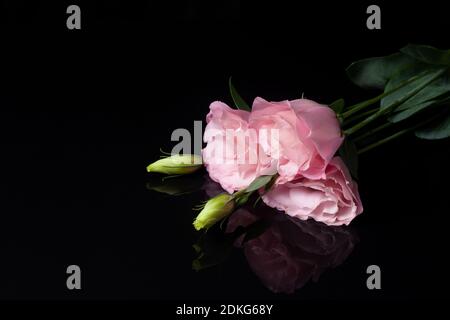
[226,208,357,294]
[262,157,363,226]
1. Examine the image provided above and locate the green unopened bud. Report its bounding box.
[193,193,235,231]
[146,154,202,175]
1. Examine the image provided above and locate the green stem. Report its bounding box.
[343,108,378,127]
[345,110,384,136]
[345,68,446,136]
[357,128,410,154]
[353,121,394,143]
[341,95,384,119]
[341,69,431,119]
[357,110,445,154]
[232,188,249,200]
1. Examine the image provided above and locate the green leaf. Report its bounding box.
[381,67,446,112]
[346,53,416,89]
[388,93,450,123]
[235,192,250,207]
[330,98,345,114]
[244,175,274,193]
[339,138,359,179]
[192,235,234,271]
[388,100,436,123]
[415,108,450,139]
[229,77,251,111]
[395,74,450,112]
[401,44,450,66]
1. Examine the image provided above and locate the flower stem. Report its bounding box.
[357,128,410,154]
[357,111,445,154]
[341,95,384,119]
[341,69,431,119]
[343,108,378,127]
[345,68,446,136]
[353,121,394,143]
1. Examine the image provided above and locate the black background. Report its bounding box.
[0,0,449,304]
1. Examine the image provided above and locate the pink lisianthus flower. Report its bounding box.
[202,101,275,193]
[261,157,363,226]
[249,97,344,183]
[202,97,344,194]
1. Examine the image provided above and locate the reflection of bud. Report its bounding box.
[146,175,205,196]
[193,194,235,230]
[146,154,202,175]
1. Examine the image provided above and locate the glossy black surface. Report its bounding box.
[0,1,449,300]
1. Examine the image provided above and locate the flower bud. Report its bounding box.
[193,193,235,230]
[146,154,202,175]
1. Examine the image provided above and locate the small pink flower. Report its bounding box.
[262,157,363,226]
[249,97,343,183]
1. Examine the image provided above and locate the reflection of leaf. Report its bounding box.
[339,138,359,179]
[146,175,205,196]
[192,236,234,271]
[401,44,450,66]
[192,212,269,271]
[415,108,450,140]
[346,53,416,89]
[229,77,251,111]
